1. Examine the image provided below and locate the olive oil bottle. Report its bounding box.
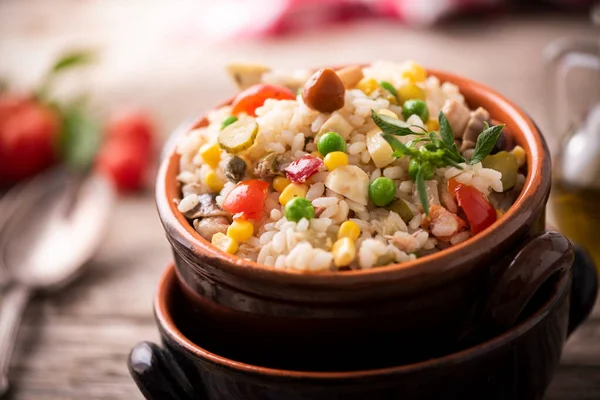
[550,181,600,267]
[548,108,600,271]
[545,5,600,271]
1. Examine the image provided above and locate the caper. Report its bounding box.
[224,155,247,183]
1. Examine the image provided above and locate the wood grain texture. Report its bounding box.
[0,1,598,399]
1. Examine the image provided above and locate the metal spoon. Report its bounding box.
[0,167,116,395]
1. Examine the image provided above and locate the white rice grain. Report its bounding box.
[306,182,325,200]
[312,197,339,208]
[296,218,309,232]
[409,214,422,230]
[177,195,199,213]
[383,166,404,180]
[348,142,367,155]
[370,168,382,180]
[310,218,332,232]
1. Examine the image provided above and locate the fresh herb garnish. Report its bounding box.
[379,81,397,98]
[438,111,464,163]
[469,122,504,165]
[372,109,504,217]
[371,110,417,137]
[415,166,429,216]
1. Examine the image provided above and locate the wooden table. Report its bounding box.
[0,2,598,398]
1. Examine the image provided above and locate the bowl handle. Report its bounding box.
[482,230,574,331]
[128,341,201,400]
[567,243,598,336]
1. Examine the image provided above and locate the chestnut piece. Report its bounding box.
[302,68,345,113]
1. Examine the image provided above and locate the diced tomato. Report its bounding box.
[0,99,60,185]
[231,84,296,117]
[285,155,324,183]
[95,138,149,193]
[222,179,269,220]
[453,183,497,234]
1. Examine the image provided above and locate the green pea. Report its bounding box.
[402,99,429,121]
[369,177,396,207]
[409,160,435,180]
[221,116,238,130]
[317,131,347,156]
[284,197,315,222]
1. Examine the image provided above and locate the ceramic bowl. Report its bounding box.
[157,69,568,366]
[128,246,597,400]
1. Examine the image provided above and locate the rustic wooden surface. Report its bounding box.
[0,1,599,399]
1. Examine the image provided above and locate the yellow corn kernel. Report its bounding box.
[338,221,361,241]
[332,237,356,268]
[397,83,425,104]
[511,145,526,168]
[212,232,239,254]
[378,109,399,119]
[426,119,439,132]
[357,78,379,96]
[227,219,254,242]
[273,176,291,192]
[386,94,398,105]
[205,170,224,192]
[279,183,308,206]
[324,151,349,171]
[199,142,222,169]
[311,151,324,159]
[496,208,505,219]
[402,62,427,83]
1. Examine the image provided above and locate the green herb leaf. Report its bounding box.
[438,111,465,162]
[438,111,455,149]
[469,123,505,165]
[371,110,415,136]
[415,166,429,216]
[405,137,432,148]
[59,105,101,171]
[379,81,397,98]
[36,50,96,101]
[381,133,414,156]
[51,51,95,73]
[409,124,428,134]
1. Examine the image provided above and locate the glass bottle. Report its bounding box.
[545,5,600,269]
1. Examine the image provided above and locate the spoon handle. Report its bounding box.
[0,284,30,396]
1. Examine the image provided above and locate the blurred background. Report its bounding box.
[0,0,598,399]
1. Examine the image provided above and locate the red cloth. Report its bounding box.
[195,0,594,40]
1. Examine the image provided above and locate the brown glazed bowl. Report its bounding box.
[127,251,597,400]
[157,69,568,367]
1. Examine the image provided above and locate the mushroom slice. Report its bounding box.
[193,216,231,241]
[461,107,491,152]
[185,194,231,219]
[225,62,271,90]
[335,65,364,89]
[441,99,470,139]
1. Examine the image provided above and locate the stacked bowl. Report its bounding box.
[128,65,597,400]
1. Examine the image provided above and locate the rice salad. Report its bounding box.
[174,60,527,272]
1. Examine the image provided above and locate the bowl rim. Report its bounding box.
[156,67,550,284]
[156,262,568,379]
